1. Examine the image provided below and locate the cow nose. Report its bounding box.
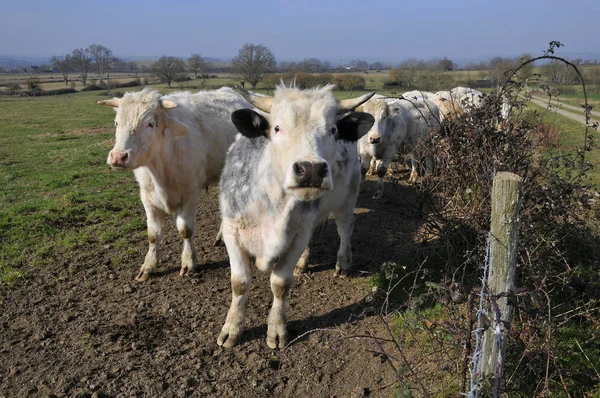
[293,161,328,187]
[110,151,128,167]
[369,136,381,144]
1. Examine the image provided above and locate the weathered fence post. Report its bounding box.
[481,172,523,391]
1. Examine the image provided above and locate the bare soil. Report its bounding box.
[1,176,421,397]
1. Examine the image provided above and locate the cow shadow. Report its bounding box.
[303,176,425,277]
[237,296,374,347]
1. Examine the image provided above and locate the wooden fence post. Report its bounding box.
[481,172,523,389]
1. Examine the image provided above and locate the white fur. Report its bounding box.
[106,87,251,280]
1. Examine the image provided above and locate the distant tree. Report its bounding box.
[126,61,141,79]
[515,53,534,82]
[350,59,368,70]
[71,48,92,85]
[545,59,579,85]
[371,61,384,71]
[232,43,276,89]
[188,54,206,79]
[437,57,455,71]
[51,54,73,85]
[152,56,186,88]
[278,61,297,72]
[321,61,332,71]
[105,55,121,95]
[88,44,112,83]
[27,77,41,91]
[6,82,21,95]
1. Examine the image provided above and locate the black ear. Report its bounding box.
[231,109,270,139]
[336,112,375,142]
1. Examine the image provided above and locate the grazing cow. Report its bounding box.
[432,90,463,121]
[358,97,440,197]
[450,86,484,109]
[98,87,251,281]
[217,85,374,348]
[402,90,435,101]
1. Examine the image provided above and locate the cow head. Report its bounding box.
[356,98,398,145]
[98,88,187,169]
[231,85,374,201]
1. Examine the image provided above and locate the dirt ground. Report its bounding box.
[1,176,421,398]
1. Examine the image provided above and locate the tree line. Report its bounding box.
[40,43,600,93]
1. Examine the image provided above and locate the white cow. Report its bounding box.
[432,90,463,121]
[450,86,484,109]
[402,90,435,101]
[358,97,440,197]
[99,87,251,281]
[217,85,374,348]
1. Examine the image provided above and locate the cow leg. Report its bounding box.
[373,157,392,199]
[177,201,199,276]
[360,152,372,181]
[333,172,359,277]
[408,151,419,183]
[213,222,224,247]
[267,228,313,349]
[366,156,377,176]
[218,229,252,348]
[293,247,310,276]
[138,200,165,282]
[267,267,293,349]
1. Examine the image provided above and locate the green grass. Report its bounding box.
[526,101,600,185]
[0,91,145,285]
[1,81,597,286]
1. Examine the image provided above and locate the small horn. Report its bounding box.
[337,92,376,115]
[160,99,178,109]
[97,98,120,108]
[234,85,272,113]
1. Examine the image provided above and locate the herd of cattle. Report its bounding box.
[98,83,485,348]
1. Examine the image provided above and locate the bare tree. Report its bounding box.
[188,53,206,79]
[232,43,276,89]
[371,61,384,71]
[71,48,92,86]
[152,56,186,88]
[88,44,111,83]
[51,54,73,85]
[105,55,121,96]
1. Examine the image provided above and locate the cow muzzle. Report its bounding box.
[369,135,381,144]
[107,150,130,169]
[293,161,328,188]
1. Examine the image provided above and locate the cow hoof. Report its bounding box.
[179,264,199,277]
[293,266,308,277]
[217,326,241,348]
[334,268,351,278]
[135,270,152,282]
[266,324,288,349]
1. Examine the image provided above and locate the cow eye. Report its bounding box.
[115,121,118,126]
[330,127,337,135]
[274,126,280,133]
[148,122,155,128]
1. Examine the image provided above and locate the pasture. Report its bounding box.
[1,76,599,396]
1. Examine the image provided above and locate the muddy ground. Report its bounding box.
[1,176,422,397]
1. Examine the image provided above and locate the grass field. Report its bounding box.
[1,71,598,285]
[0,91,144,284]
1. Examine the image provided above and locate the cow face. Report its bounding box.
[98,89,185,170]
[232,86,374,202]
[358,99,394,145]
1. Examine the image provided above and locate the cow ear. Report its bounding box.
[231,109,270,139]
[388,100,402,116]
[165,115,188,138]
[336,112,374,142]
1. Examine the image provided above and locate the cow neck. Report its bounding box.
[143,132,185,190]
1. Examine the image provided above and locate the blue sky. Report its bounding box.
[1,0,598,62]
